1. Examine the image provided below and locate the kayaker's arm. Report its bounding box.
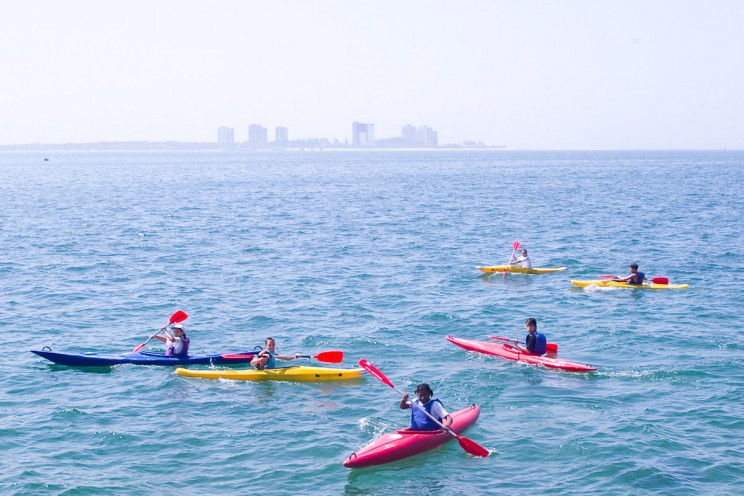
[400,394,411,409]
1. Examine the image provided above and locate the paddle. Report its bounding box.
[358,358,490,458]
[503,241,520,279]
[489,336,558,353]
[221,350,343,363]
[133,310,188,352]
[299,350,344,363]
[599,275,669,284]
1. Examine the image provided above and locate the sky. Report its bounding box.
[1,0,742,149]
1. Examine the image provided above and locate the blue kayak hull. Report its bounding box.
[31,349,260,367]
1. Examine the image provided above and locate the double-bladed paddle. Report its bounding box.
[220,350,344,363]
[599,275,669,284]
[358,358,490,458]
[503,241,520,279]
[133,310,188,353]
[489,335,558,353]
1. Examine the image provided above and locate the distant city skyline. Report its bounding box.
[214,122,458,149]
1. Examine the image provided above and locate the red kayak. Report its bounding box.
[343,405,480,468]
[446,335,596,372]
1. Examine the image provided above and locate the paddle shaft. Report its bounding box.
[489,335,558,353]
[133,329,164,353]
[503,241,520,279]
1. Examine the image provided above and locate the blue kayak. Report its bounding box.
[31,347,262,367]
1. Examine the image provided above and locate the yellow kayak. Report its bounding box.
[571,279,689,290]
[478,265,567,274]
[175,365,364,381]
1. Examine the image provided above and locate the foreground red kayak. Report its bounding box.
[343,405,480,468]
[446,335,596,372]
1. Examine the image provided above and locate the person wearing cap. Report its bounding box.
[250,337,301,370]
[400,383,453,431]
[152,323,190,357]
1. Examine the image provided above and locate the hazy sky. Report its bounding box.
[1,1,742,149]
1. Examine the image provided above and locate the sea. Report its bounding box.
[0,149,742,495]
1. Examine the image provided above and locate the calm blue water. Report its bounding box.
[1,150,742,495]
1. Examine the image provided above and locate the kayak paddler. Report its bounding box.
[512,318,547,355]
[152,323,190,357]
[612,263,647,285]
[510,248,533,269]
[400,383,453,431]
[250,337,301,370]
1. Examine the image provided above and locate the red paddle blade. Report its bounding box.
[651,277,669,284]
[133,343,146,353]
[169,310,188,324]
[512,241,520,251]
[457,436,490,457]
[314,350,344,363]
[358,358,395,389]
[599,275,619,279]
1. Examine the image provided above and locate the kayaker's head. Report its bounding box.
[264,337,276,352]
[630,263,639,273]
[415,383,433,402]
[521,249,528,256]
[525,318,537,334]
[173,324,186,337]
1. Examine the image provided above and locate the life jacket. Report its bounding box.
[525,332,547,355]
[410,398,444,431]
[628,271,645,285]
[262,351,277,370]
[166,336,190,357]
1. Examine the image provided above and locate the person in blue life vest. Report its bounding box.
[614,263,646,285]
[152,323,190,357]
[400,383,453,431]
[250,337,301,370]
[510,248,533,269]
[513,318,547,355]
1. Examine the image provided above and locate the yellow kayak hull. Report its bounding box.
[571,280,689,290]
[478,265,567,274]
[175,365,364,381]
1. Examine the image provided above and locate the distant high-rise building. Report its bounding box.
[275,126,289,144]
[248,124,268,146]
[352,122,375,147]
[217,126,234,145]
[401,124,438,147]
